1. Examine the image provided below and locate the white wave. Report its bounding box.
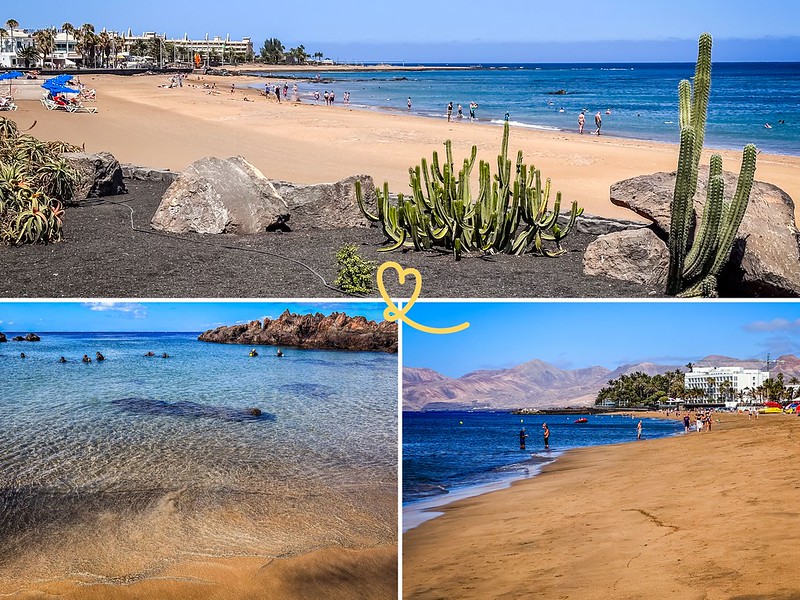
[489,119,561,131]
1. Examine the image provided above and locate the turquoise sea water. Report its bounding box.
[250,63,800,156]
[0,332,397,582]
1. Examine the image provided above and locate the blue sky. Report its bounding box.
[0,301,386,332]
[403,302,800,377]
[9,0,800,62]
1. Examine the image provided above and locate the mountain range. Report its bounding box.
[403,354,800,411]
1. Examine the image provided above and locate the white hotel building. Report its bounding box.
[684,366,770,405]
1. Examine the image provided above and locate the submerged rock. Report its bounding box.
[198,310,398,353]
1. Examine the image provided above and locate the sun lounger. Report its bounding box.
[41,97,68,111]
[67,103,98,114]
[0,98,16,111]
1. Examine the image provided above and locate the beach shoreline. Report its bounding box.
[403,412,800,599]
[8,73,800,224]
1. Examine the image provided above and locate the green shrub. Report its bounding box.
[334,243,376,294]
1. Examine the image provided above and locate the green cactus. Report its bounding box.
[666,33,757,297]
[356,121,582,260]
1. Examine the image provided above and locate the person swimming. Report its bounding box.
[59,356,67,363]
[96,352,105,361]
[82,354,92,363]
[162,353,169,359]
[20,352,26,359]
[276,349,284,357]
[249,349,259,357]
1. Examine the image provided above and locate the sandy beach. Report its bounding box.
[403,412,800,599]
[8,73,800,223]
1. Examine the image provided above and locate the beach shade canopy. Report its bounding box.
[47,74,74,84]
[764,401,783,408]
[42,81,79,94]
[0,71,24,80]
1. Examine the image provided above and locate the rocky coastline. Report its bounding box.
[198,310,397,353]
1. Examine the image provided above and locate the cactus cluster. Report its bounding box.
[0,116,81,245]
[666,33,757,297]
[355,121,583,260]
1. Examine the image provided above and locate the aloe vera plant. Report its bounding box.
[356,121,582,260]
[666,34,758,297]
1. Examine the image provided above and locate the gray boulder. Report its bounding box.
[61,151,126,201]
[583,227,668,287]
[271,175,377,229]
[121,164,179,184]
[587,168,800,296]
[151,156,289,234]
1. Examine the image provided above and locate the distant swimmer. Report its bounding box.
[594,111,602,135]
[606,108,612,114]
[20,352,26,359]
[558,107,565,113]
[276,349,284,357]
[162,353,170,359]
[765,123,773,129]
[95,352,105,362]
[145,351,155,357]
[249,349,259,357]
[59,356,67,363]
[82,354,91,363]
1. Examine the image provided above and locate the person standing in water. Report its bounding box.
[542,423,550,450]
[446,101,453,122]
[578,111,586,134]
[519,428,529,450]
[636,420,643,440]
[594,111,602,135]
[407,97,412,111]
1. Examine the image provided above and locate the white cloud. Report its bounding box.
[744,318,800,333]
[81,302,147,319]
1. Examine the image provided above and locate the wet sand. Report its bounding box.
[404,412,800,599]
[8,73,800,224]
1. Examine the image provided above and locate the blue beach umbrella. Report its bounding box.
[0,70,24,94]
[42,80,79,94]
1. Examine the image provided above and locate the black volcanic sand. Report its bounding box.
[0,181,662,299]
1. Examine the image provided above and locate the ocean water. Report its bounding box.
[250,63,800,156]
[0,333,397,582]
[403,411,682,528]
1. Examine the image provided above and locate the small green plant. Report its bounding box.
[0,116,79,245]
[334,243,376,294]
[355,121,582,260]
[666,33,757,297]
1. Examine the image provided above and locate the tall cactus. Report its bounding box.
[356,122,582,260]
[666,33,757,297]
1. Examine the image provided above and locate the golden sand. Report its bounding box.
[10,73,800,223]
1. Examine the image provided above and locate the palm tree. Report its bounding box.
[98,31,111,67]
[5,19,18,54]
[34,28,56,67]
[62,22,75,56]
[0,28,7,55]
[17,44,41,68]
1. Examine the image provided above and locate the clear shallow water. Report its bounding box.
[250,63,800,156]
[0,333,397,581]
[403,412,682,510]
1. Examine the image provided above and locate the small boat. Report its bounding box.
[574,418,588,424]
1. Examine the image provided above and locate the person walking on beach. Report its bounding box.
[504,111,510,122]
[447,101,453,122]
[407,97,412,111]
[594,111,602,135]
[542,423,550,450]
[314,90,320,103]
[457,103,463,119]
[275,85,281,102]
[683,413,691,433]
[519,428,528,450]
[469,101,477,122]
[578,112,585,134]
[636,420,643,440]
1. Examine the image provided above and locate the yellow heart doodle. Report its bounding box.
[377,261,469,335]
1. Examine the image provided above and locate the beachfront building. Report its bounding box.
[684,366,770,406]
[120,30,253,65]
[0,28,35,68]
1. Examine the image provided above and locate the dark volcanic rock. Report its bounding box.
[24,333,41,342]
[198,310,397,353]
[0,332,6,342]
[12,336,24,342]
[62,151,127,201]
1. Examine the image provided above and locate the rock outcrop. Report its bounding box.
[151,156,290,234]
[62,151,127,201]
[198,310,397,353]
[583,227,668,287]
[0,332,6,343]
[584,168,800,296]
[10,333,40,342]
[271,175,377,229]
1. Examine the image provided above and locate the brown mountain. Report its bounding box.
[198,310,397,353]
[403,359,681,411]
